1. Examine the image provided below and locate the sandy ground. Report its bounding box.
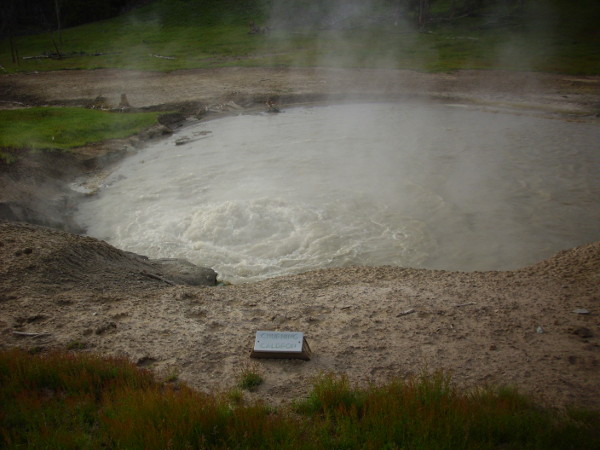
[1,221,599,409]
[1,67,600,115]
[0,67,599,409]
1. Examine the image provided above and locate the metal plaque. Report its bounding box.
[253,331,304,352]
[251,331,311,360]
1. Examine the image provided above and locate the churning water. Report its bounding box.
[75,103,600,283]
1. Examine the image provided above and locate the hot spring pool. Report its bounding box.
[75,103,600,283]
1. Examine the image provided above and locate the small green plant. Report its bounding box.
[227,388,244,405]
[66,340,88,350]
[26,346,45,355]
[0,149,17,164]
[237,362,264,391]
[164,372,179,383]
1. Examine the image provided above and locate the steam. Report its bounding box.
[258,0,568,87]
[264,0,421,70]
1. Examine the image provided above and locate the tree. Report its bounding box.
[417,0,430,28]
[54,0,62,46]
[0,0,20,65]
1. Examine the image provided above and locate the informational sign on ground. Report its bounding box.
[250,331,311,360]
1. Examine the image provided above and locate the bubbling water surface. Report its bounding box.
[75,103,600,283]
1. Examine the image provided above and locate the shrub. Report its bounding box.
[238,363,264,391]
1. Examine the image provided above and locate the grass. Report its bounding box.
[66,340,89,351]
[1,349,598,449]
[0,107,160,163]
[1,0,599,74]
[295,372,600,449]
[237,362,264,391]
[1,0,266,73]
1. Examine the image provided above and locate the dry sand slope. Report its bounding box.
[1,221,598,409]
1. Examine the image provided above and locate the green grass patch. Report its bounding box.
[1,0,598,74]
[239,372,264,391]
[0,107,159,161]
[237,363,264,391]
[1,349,598,449]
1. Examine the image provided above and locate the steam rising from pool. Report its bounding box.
[76,103,600,283]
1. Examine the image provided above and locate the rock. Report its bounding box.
[573,327,593,338]
[175,136,192,146]
[224,100,243,110]
[95,148,127,166]
[95,321,116,335]
[158,112,186,127]
[396,308,415,317]
[536,326,544,334]
[195,106,208,118]
[141,124,173,139]
[119,93,131,108]
[136,356,157,367]
[90,95,110,109]
[149,258,218,287]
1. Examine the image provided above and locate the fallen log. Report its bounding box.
[22,55,50,60]
[12,331,51,338]
[150,54,176,60]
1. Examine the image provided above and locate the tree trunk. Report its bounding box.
[3,0,19,66]
[54,0,62,46]
[9,35,19,65]
[418,0,430,29]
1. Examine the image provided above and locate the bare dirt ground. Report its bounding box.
[1,67,600,114]
[0,68,599,409]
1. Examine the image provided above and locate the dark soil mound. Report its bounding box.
[0,221,217,297]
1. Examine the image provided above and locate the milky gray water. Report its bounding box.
[75,103,600,283]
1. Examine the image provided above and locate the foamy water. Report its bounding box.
[75,103,600,282]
